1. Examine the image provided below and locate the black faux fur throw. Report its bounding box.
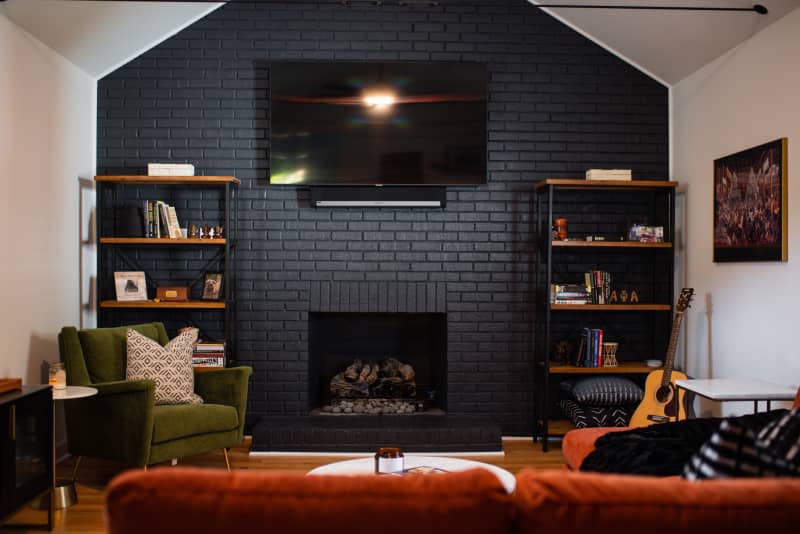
[580,410,788,476]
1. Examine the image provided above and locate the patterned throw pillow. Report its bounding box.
[126,328,203,405]
[682,410,799,480]
[570,376,643,406]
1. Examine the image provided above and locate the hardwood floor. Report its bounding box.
[1,438,564,534]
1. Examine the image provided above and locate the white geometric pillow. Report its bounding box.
[125,328,203,405]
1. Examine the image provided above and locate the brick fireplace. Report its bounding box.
[95,0,670,450]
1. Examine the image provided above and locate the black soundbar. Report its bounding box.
[309,186,446,208]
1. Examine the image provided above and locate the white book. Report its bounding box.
[147,163,195,176]
[167,206,182,239]
[586,169,632,181]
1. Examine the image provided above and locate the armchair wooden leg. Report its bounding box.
[222,448,231,472]
[71,456,82,482]
[143,465,148,472]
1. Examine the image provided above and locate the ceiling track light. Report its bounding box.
[534,3,768,15]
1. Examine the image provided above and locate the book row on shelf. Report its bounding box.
[143,200,182,239]
[550,270,611,305]
[193,340,225,368]
[575,328,614,368]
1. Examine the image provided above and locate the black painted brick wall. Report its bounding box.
[96,0,668,434]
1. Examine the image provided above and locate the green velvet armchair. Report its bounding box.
[58,322,252,469]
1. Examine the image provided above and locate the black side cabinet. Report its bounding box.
[1,385,53,529]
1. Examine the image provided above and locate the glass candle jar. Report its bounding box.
[554,218,568,240]
[374,447,404,474]
[49,362,67,390]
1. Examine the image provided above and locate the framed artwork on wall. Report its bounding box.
[713,137,788,262]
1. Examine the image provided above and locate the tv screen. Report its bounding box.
[269,61,487,186]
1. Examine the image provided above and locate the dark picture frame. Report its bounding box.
[201,273,223,300]
[713,138,788,262]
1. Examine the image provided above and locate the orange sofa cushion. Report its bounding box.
[562,426,630,470]
[106,467,513,534]
[514,469,800,534]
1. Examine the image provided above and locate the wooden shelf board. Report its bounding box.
[550,304,671,311]
[535,179,678,190]
[100,300,226,309]
[552,240,672,249]
[94,175,239,185]
[549,361,661,374]
[100,237,226,245]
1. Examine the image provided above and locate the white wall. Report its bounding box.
[673,7,800,414]
[0,12,95,385]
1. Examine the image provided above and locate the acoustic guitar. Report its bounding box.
[629,288,695,427]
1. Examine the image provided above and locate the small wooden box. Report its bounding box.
[0,378,22,395]
[156,286,189,301]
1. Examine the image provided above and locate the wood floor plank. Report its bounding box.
[1,438,564,534]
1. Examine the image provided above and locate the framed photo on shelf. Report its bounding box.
[713,138,788,262]
[202,273,223,300]
[113,271,147,301]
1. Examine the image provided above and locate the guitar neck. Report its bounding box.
[661,310,685,385]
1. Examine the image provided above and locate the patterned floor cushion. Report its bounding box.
[560,399,633,429]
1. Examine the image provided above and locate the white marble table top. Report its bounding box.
[308,455,516,493]
[675,378,796,401]
[52,385,98,400]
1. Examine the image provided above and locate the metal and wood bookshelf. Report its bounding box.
[533,178,677,451]
[95,175,238,365]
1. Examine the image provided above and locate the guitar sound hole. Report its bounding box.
[656,385,672,403]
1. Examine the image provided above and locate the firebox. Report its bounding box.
[308,312,447,413]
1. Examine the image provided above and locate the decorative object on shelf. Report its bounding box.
[213,225,224,239]
[602,342,619,368]
[188,224,200,239]
[713,137,788,262]
[156,286,189,302]
[48,362,67,390]
[202,273,223,300]
[200,224,212,239]
[114,271,147,301]
[554,218,568,240]
[630,289,639,303]
[147,162,195,176]
[585,168,632,181]
[646,359,663,368]
[551,340,572,364]
[628,223,664,242]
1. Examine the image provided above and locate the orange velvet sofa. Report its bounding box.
[106,467,800,534]
[562,385,800,470]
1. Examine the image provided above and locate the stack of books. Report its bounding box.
[585,271,611,304]
[143,200,182,238]
[576,328,604,368]
[550,284,590,304]
[585,169,632,181]
[192,340,225,368]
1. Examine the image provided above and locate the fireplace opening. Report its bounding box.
[308,312,447,415]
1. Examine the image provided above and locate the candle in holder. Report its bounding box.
[49,362,67,390]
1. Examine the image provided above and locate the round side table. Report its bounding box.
[33,386,98,510]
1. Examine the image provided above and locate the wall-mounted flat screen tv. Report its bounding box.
[270,61,487,186]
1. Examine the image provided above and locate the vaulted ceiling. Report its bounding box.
[529,0,800,85]
[3,0,799,85]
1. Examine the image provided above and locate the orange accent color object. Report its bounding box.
[156,286,189,301]
[554,218,568,240]
[105,468,513,534]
